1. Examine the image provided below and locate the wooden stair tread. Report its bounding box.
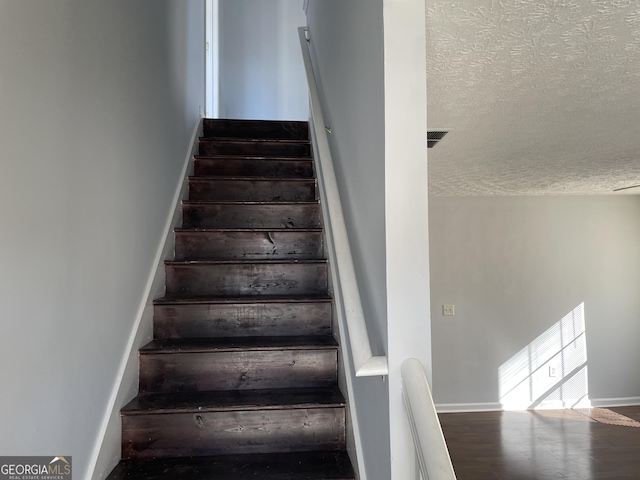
[200,137,310,144]
[194,155,313,161]
[106,451,354,480]
[183,200,319,205]
[166,261,326,267]
[165,258,326,266]
[154,294,332,305]
[174,227,323,232]
[189,176,316,182]
[122,387,345,415]
[140,336,339,353]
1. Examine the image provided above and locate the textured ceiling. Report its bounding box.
[426,0,640,195]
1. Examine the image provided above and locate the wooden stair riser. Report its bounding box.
[122,407,345,459]
[194,157,314,178]
[154,301,332,339]
[106,451,354,480]
[189,178,317,202]
[182,203,321,229]
[199,139,311,157]
[203,119,309,140]
[174,230,324,261]
[139,349,338,393]
[165,262,328,297]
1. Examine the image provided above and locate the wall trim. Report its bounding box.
[88,117,203,480]
[436,402,503,413]
[590,397,640,408]
[436,397,640,413]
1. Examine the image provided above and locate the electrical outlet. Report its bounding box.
[549,366,557,377]
[443,305,455,316]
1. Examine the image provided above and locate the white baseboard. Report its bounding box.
[88,117,203,480]
[436,397,640,413]
[436,402,502,413]
[590,397,640,408]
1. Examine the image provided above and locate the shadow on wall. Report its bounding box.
[499,303,590,410]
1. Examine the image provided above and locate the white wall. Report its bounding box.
[0,1,205,479]
[218,0,308,120]
[430,196,640,409]
[381,2,430,479]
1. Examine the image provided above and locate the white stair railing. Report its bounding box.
[402,359,457,480]
[298,26,387,377]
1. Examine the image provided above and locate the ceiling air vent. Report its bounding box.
[428,130,449,148]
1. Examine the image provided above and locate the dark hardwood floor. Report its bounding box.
[439,406,640,480]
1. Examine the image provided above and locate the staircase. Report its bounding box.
[105,119,355,480]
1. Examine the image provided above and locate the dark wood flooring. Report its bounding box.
[439,406,640,480]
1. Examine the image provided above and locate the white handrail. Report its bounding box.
[298,27,387,377]
[402,359,457,480]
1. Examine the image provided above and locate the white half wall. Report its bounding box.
[218,0,308,120]
[0,1,205,478]
[430,196,640,409]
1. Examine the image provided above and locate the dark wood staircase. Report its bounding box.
[106,119,355,479]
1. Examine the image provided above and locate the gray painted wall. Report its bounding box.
[430,196,640,408]
[218,0,308,120]
[306,1,390,479]
[0,1,204,478]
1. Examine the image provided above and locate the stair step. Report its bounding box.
[106,451,355,479]
[181,201,321,229]
[199,138,311,157]
[122,409,345,459]
[189,177,317,202]
[174,228,324,261]
[203,118,309,140]
[154,294,332,305]
[122,387,345,414]
[194,156,314,178]
[138,336,338,394]
[121,388,345,459]
[164,259,328,298]
[141,336,338,353]
[153,295,332,339]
